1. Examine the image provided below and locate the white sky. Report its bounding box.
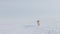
[0,0,60,25]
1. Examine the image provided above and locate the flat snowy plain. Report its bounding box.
[0,17,60,34]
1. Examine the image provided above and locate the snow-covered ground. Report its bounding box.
[0,24,59,34]
[0,19,60,34]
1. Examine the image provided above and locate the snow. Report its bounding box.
[0,23,59,34]
[0,17,60,34]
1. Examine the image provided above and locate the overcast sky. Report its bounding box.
[0,0,60,26]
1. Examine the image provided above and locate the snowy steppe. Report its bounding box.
[0,17,60,34]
